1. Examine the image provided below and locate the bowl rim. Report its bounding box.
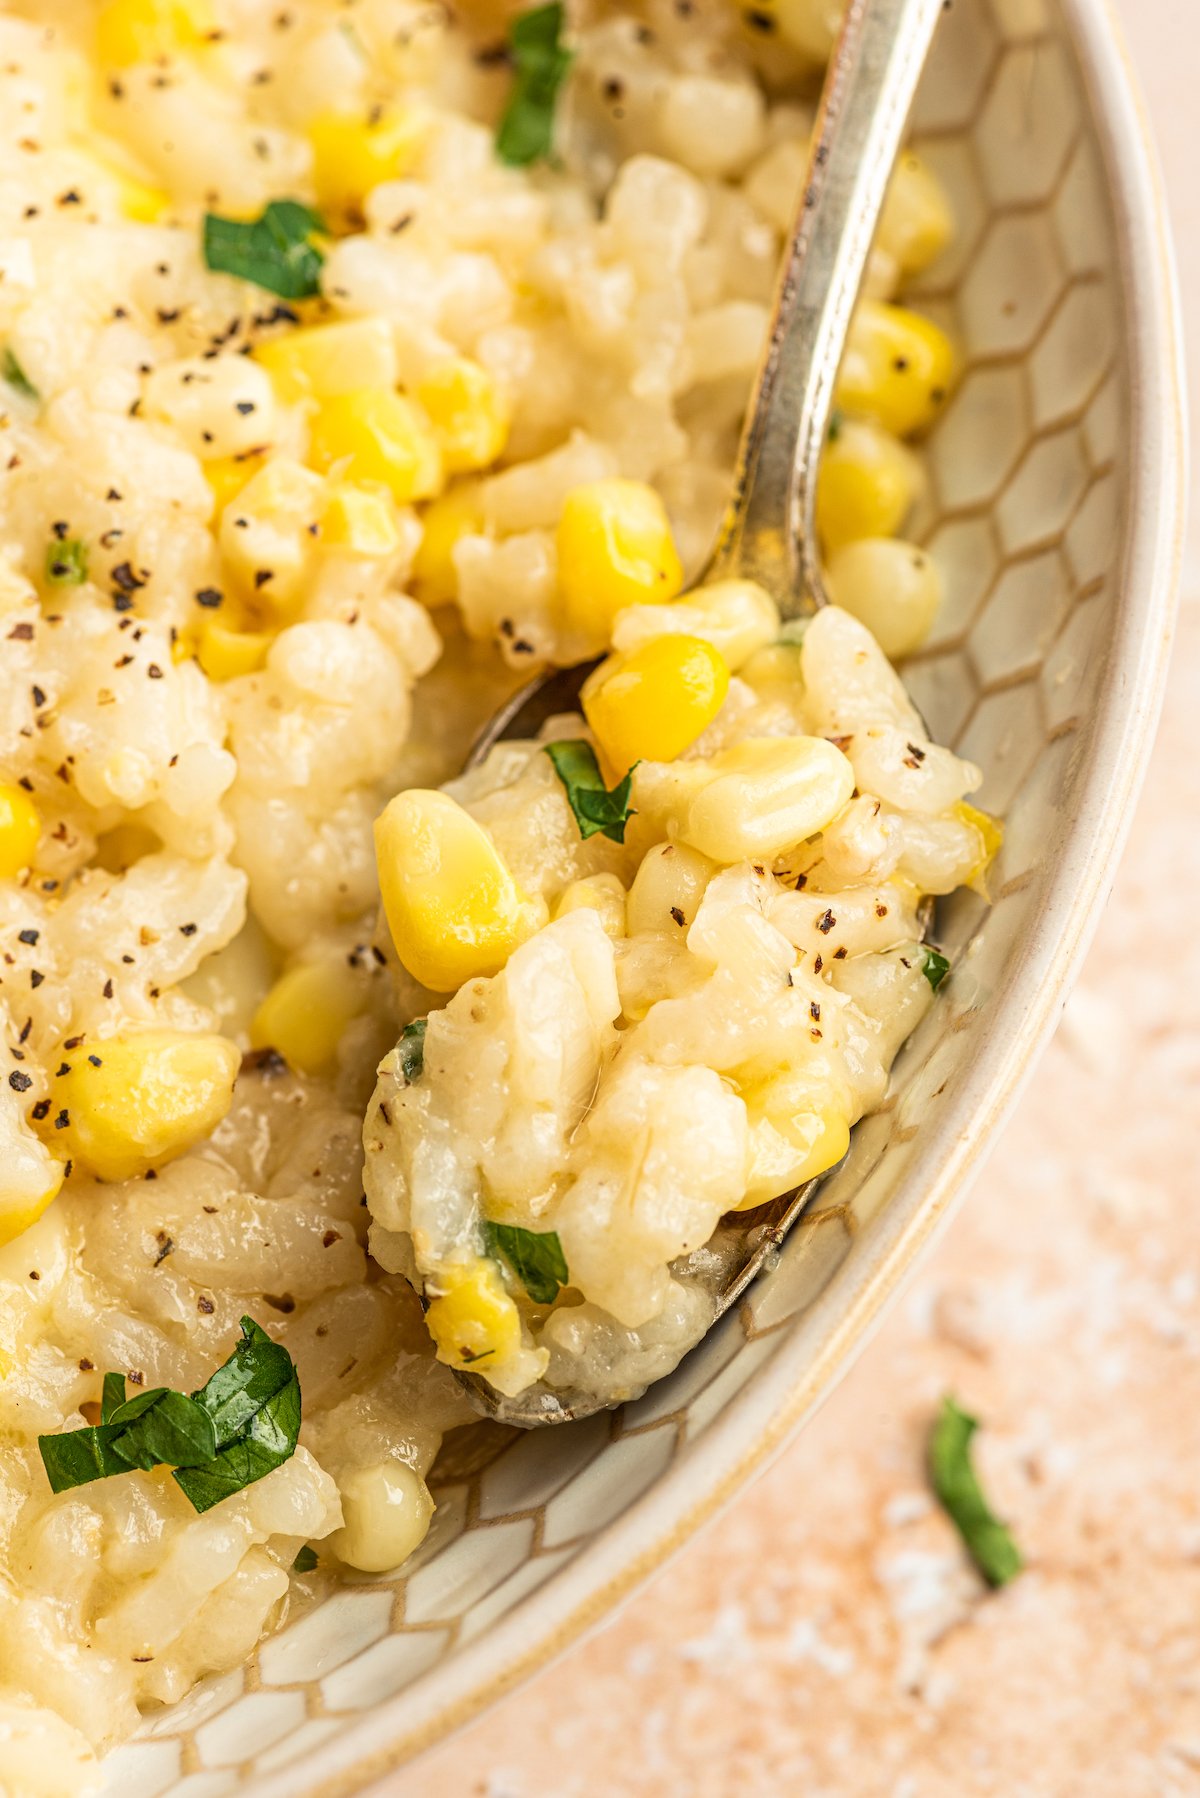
[250,4,1187,1791]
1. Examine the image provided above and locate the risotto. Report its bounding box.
[0,0,994,1786]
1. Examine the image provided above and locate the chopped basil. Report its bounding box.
[202,200,326,300]
[920,946,950,991]
[827,408,844,443]
[292,1544,318,1573]
[928,1395,1022,1588]
[483,1220,568,1306]
[2,348,38,401]
[495,3,573,168]
[398,1018,427,1082]
[38,1317,301,1515]
[544,740,636,844]
[45,538,88,586]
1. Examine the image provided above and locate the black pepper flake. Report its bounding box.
[17,928,38,945]
[670,906,685,927]
[62,1034,83,1049]
[87,1054,102,1067]
[79,1358,93,1371]
[31,685,46,707]
[147,663,163,679]
[29,969,43,988]
[810,1001,821,1023]
[106,487,122,501]
[156,307,180,324]
[8,621,33,640]
[57,189,82,206]
[31,1099,49,1120]
[153,1233,174,1266]
[53,1108,69,1129]
[253,569,273,589]
[55,1062,70,1077]
[195,587,223,609]
[234,400,256,415]
[112,593,134,613]
[197,1294,215,1314]
[102,978,113,998]
[813,953,823,974]
[8,1070,31,1092]
[834,946,848,959]
[111,561,146,593]
[19,1019,32,1043]
[179,922,198,936]
[816,909,836,934]
[50,521,68,541]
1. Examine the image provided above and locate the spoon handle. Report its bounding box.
[703,0,946,615]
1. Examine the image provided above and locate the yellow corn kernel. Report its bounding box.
[738,1085,850,1209]
[77,136,172,222]
[817,417,921,552]
[218,457,326,608]
[204,449,269,514]
[552,872,627,940]
[415,359,510,475]
[48,1030,240,1182]
[954,800,1004,897]
[197,617,273,681]
[639,735,855,864]
[308,389,443,505]
[0,785,40,879]
[880,151,954,279]
[308,107,425,222]
[321,483,401,557]
[95,0,215,66]
[825,536,941,660]
[837,300,958,438]
[330,1460,434,1573]
[250,961,363,1076]
[411,486,484,606]
[556,479,684,656]
[582,634,729,774]
[375,789,537,993]
[424,1257,523,1374]
[625,841,716,937]
[0,1159,64,1251]
[254,318,398,406]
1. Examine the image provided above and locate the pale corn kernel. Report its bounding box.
[582,634,729,774]
[330,1461,434,1573]
[95,0,215,66]
[250,961,363,1076]
[615,578,781,674]
[838,300,958,438]
[321,483,401,557]
[411,486,485,606]
[639,735,855,863]
[556,479,684,656]
[879,151,954,278]
[817,417,921,551]
[308,107,425,222]
[375,789,540,992]
[738,1083,850,1208]
[625,841,716,937]
[552,873,627,940]
[197,617,274,681]
[424,1257,523,1373]
[48,1030,240,1182]
[308,389,443,505]
[415,359,510,474]
[825,537,941,660]
[747,0,845,59]
[0,784,40,879]
[0,1160,64,1251]
[218,457,327,609]
[953,800,1004,896]
[203,449,269,515]
[254,318,398,405]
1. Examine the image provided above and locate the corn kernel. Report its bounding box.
[552,872,627,940]
[613,578,779,672]
[321,483,401,557]
[308,107,425,222]
[838,300,958,438]
[197,617,273,681]
[330,1460,434,1573]
[745,0,841,59]
[954,800,1004,897]
[424,1257,523,1374]
[254,318,398,406]
[250,961,363,1076]
[218,457,327,608]
[308,389,443,505]
[582,634,729,774]
[738,1083,850,1208]
[556,479,684,656]
[48,1029,239,1182]
[625,841,715,937]
[817,417,921,551]
[203,449,269,515]
[638,735,855,863]
[95,0,215,66]
[825,536,941,660]
[0,785,40,879]
[0,1159,64,1251]
[880,151,954,279]
[415,359,510,474]
[411,486,485,606]
[375,789,539,992]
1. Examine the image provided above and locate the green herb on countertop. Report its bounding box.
[928,1394,1023,1588]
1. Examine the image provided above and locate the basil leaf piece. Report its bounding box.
[203,200,326,299]
[398,1018,427,1082]
[2,349,38,401]
[495,3,573,168]
[100,1371,126,1423]
[928,1395,1023,1588]
[45,538,88,586]
[292,1544,318,1573]
[40,1425,136,1494]
[173,1316,301,1514]
[920,946,950,991]
[39,1389,217,1492]
[483,1220,568,1306]
[827,408,844,443]
[544,740,636,844]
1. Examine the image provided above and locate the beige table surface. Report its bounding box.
[377,4,1199,1792]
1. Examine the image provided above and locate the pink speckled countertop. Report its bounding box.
[377,6,1199,1792]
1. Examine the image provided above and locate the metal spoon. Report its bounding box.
[454,0,948,1425]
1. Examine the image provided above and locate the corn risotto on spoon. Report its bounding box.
[452,0,948,1425]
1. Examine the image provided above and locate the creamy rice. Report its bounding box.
[0,0,985,1785]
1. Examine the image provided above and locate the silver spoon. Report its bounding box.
[454,0,948,1425]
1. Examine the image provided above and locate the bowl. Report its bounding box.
[99,0,1184,1791]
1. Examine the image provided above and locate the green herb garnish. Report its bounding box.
[292,1544,318,1573]
[202,200,326,300]
[777,618,809,647]
[827,408,844,443]
[544,740,636,844]
[483,1220,568,1306]
[398,1018,427,1082]
[495,3,573,168]
[39,1317,301,1515]
[3,348,38,402]
[45,538,88,586]
[928,1395,1022,1588]
[920,946,950,991]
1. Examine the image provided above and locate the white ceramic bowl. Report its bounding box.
[100,1,1184,1791]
